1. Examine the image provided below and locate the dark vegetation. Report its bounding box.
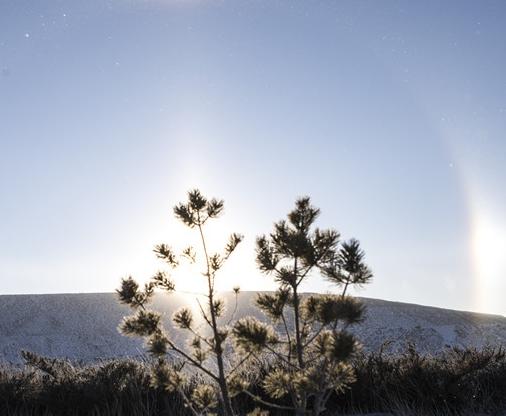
[1,346,505,415]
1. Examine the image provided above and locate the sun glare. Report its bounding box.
[471,210,506,315]
[159,216,247,296]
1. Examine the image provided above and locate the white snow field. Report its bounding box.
[0,292,505,363]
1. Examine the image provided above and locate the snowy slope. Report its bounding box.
[0,292,505,363]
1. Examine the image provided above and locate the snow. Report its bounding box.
[0,292,505,363]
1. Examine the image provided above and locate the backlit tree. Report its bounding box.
[233,197,372,416]
[117,189,244,416]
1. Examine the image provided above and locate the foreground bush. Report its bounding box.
[0,355,172,416]
[340,345,506,415]
[2,346,506,415]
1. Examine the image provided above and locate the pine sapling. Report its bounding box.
[233,197,372,416]
[117,189,246,416]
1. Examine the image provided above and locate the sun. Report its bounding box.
[156,215,247,296]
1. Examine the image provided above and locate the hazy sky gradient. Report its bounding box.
[1,1,505,315]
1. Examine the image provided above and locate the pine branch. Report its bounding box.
[280,312,293,362]
[264,345,299,370]
[303,323,327,349]
[196,298,213,329]
[166,339,219,382]
[226,290,240,326]
[242,390,298,412]
[227,352,253,377]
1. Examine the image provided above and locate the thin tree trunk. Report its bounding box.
[341,275,351,297]
[312,392,325,416]
[199,222,234,416]
[209,289,234,416]
[292,258,304,369]
[292,286,304,369]
[292,258,307,414]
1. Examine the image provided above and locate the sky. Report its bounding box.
[1,0,505,315]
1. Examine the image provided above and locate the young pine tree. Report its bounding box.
[233,197,372,416]
[116,189,245,416]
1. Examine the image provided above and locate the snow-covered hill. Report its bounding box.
[0,292,505,363]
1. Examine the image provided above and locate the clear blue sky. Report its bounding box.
[1,1,505,315]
